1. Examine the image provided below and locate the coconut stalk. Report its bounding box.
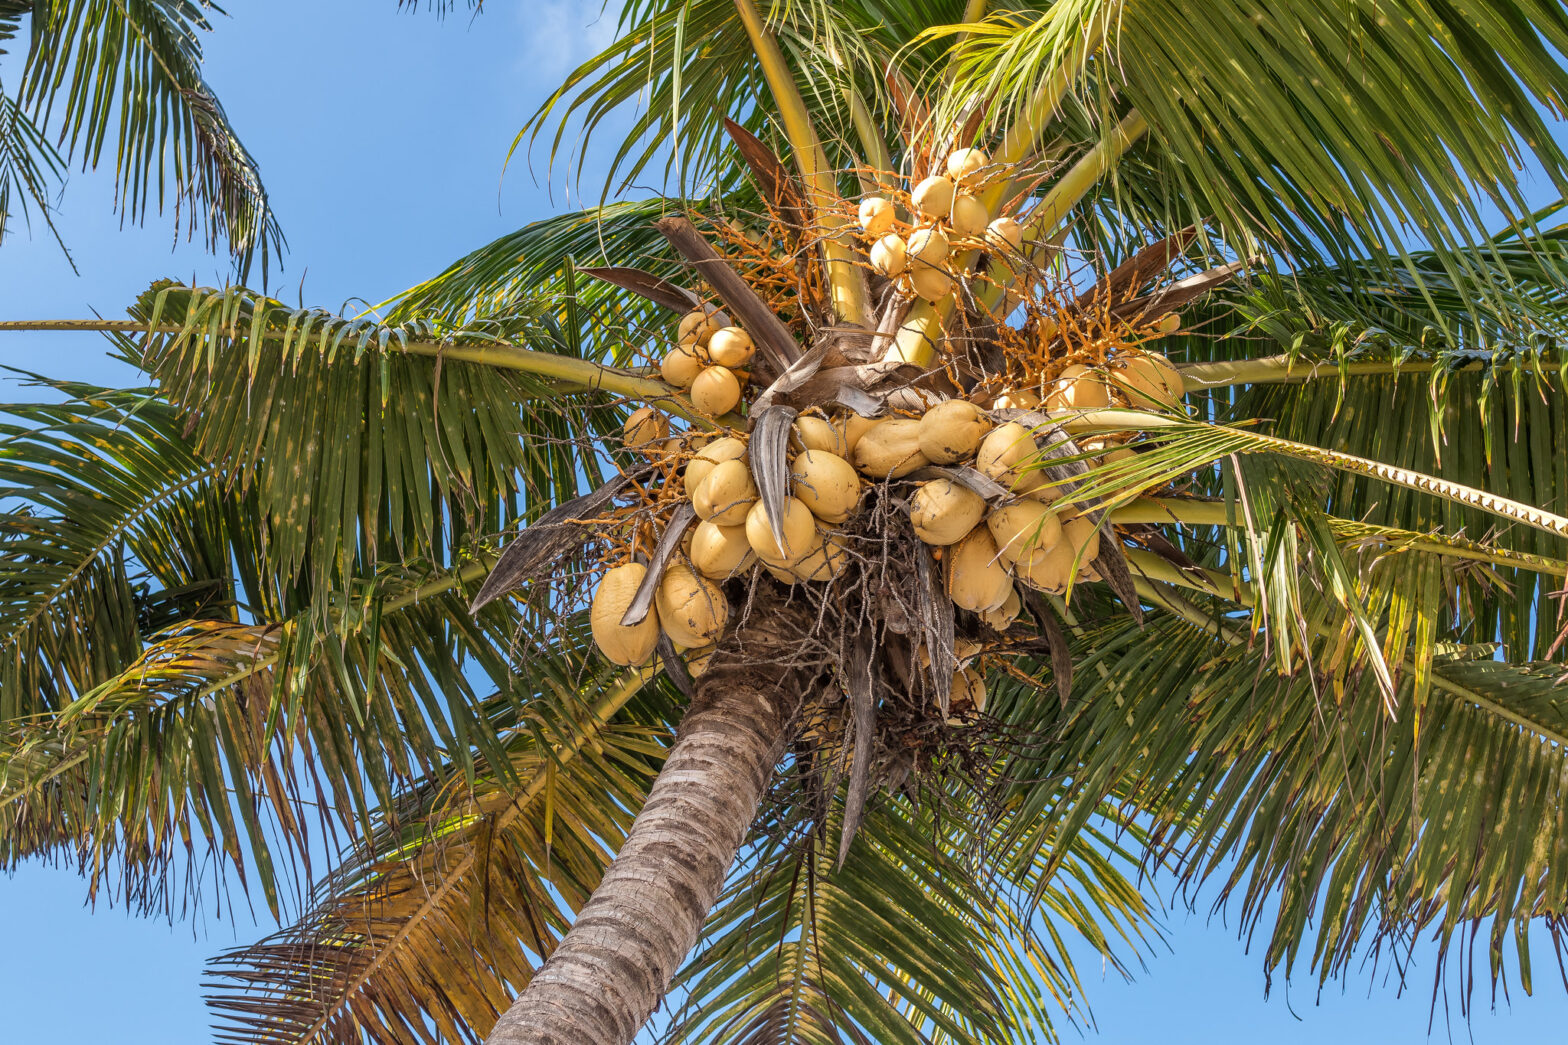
[732,0,871,328]
[1177,353,1553,389]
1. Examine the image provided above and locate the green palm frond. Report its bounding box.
[203,659,674,1045]
[0,87,68,257]
[12,0,278,272]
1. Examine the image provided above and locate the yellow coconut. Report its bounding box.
[677,305,722,345]
[912,175,955,219]
[976,422,1045,495]
[985,217,1023,253]
[706,326,755,368]
[1111,350,1184,406]
[909,266,953,302]
[946,147,989,183]
[870,234,908,278]
[993,386,1042,411]
[1014,540,1074,594]
[1155,312,1181,335]
[987,501,1063,566]
[660,344,704,387]
[839,412,881,453]
[745,497,820,566]
[946,526,1013,612]
[590,563,661,666]
[683,436,747,497]
[917,399,991,464]
[793,416,847,456]
[851,418,929,479]
[691,366,742,417]
[979,587,1022,631]
[685,644,717,677]
[790,532,849,582]
[693,458,758,526]
[790,450,861,524]
[952,667,987,714]
[909,479,986,546]
[1061,514,1102,562]
[1045,365,1113,412]
[858,196,896,237]
[622,407,669,454]
[907,226,950,267]
[949,193,989,237]
[655,564,729,648]
[689,519,756,579]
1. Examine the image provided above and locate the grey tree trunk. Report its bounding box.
[485,607,809,1045]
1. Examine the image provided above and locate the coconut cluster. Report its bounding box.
[856,147,1024,301]
[657,305,755,417]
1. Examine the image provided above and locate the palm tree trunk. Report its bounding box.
[485,603,810,1045]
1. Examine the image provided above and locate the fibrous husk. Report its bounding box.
[870,234,909,278]
[790,450,861,524]
[1014,540,1074,593]
[1111,350,1184,406]
[949,193,989,237]
[909,478,986,546]
[987,501,1063,566]
[591,562,661,665]
[976,421,1045,495]
[678,305,722,344]
[689,519,756,578]
[661,344,704,387]
[623,407,669,454]
[979,587,1021,631]
[946,147,988,182]
[909,266,953,302]
[744,496,819,566]
[907,226,950,267]
[793,416,847,456]
[859,196,896,237]
[683,435,748,497]
[839,412,881,453]
[1061,514,1103,562]
[985,217,1023,253]
[693,458,757,526]
[912,175,955,219]
[655,563,729,648]
[851,418,929,479]
[946,526,1012,612]
[1045,364,1112,412]
[917,399,991,464]
[789,532,849,582]
[692,366,742,416]
[946,667,987,725]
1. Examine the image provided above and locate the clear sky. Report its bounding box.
[1,3,1565,1043]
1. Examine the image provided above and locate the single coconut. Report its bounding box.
[952,667,987,714]
[909,266,954,302]
[851,418,929,479]
[745,497,820,566]
[790,450,861,524]
[693,458,758,526]
[790,532,849,582]
[661,344,704,387]
[1044,365,1112,412]
[870,234,909,278]
[907,226,950,267]
[947,527,1013,612]
[1015,540,1075,594]
[691,365,742,417]
[987,501,1063,566]
[677,305,722,345]
[656,564,729,648]
[1061,514,1102,562]
[993,386,1042,411]
[685,644,717,677]
[683,436,747,497]
[985,217,1023,253]
[909,478,986,546]
[793,415,847,456]
[976,422,1045,495]
[839,412,881,453]
[917,399,991,464]
[1110,350,1183,406]
[707,326,755,368]
[1155,312,1181,335]
[980,587,1021,631]
[946,147,989,182]
[590,562,660,666]
[689,519,756,578]
[949,193,989,237]
[912,175,956,219]
[858,196,896,237]
[622,407,669,454]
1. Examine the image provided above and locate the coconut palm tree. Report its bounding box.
[2,3,1568,1045]
[0,0,275,271]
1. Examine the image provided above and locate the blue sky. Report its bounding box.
[1,2,1565,1042]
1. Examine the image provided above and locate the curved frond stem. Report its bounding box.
[1179,352,1557,390]
[731,0,871,326]
[1123,549,1568,748]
